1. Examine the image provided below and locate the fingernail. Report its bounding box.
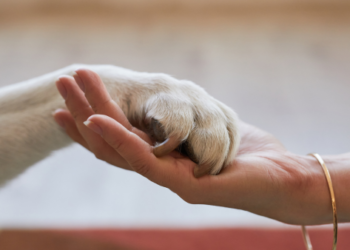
[74,72,85,92]
[52,108,66,116]
[84,120,102,136]
[56,79,67,100]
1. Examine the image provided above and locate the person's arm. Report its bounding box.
[54,69,350,225]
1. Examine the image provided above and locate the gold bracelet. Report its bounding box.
[301,153,338,250]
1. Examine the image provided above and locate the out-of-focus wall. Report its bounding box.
[1,0,350,5]
[1,0,350,11]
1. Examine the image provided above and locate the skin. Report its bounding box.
[54,69,350,226]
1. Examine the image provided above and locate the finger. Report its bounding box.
[56,76,130,169]
[56,76,101,142]
[85,114,197,188]
[57,76,93,122]
[84,114,154,174]
[73,69,131,129]
[53,109,89,149]
[74,69,151,144]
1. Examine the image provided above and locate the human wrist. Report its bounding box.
[300,153,350,224]
[322,153,350,223]
[289,153,333,225]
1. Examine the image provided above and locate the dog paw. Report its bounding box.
[139,76,240,177]
[92,65,240,177]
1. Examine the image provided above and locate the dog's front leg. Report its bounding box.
[0,66,86,185]
[0,64,240,185]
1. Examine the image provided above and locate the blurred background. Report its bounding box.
[0,0,349,249]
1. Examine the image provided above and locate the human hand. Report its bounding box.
[54,69,337,225]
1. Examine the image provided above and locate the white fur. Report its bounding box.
[0,64,240,185]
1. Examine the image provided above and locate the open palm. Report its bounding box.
[54,69,329,226]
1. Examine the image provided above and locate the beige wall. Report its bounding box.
[1,0,349,11]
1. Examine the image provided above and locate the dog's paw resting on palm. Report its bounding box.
[0,64,240,184]
[92,65,241,177]
[139,82,239,177]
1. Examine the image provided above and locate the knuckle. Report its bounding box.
[128,153,151,176]
[133,161,150,176]
[88,96,111,114]
[108,136,124,151]
[70,109,81,121]
[68,105,91,122]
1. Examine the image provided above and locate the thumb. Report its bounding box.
[84,114,156,177]
[85,114,204,198]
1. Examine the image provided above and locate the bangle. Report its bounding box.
[301,153,338,250]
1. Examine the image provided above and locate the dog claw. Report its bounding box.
[153,136,182,157]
